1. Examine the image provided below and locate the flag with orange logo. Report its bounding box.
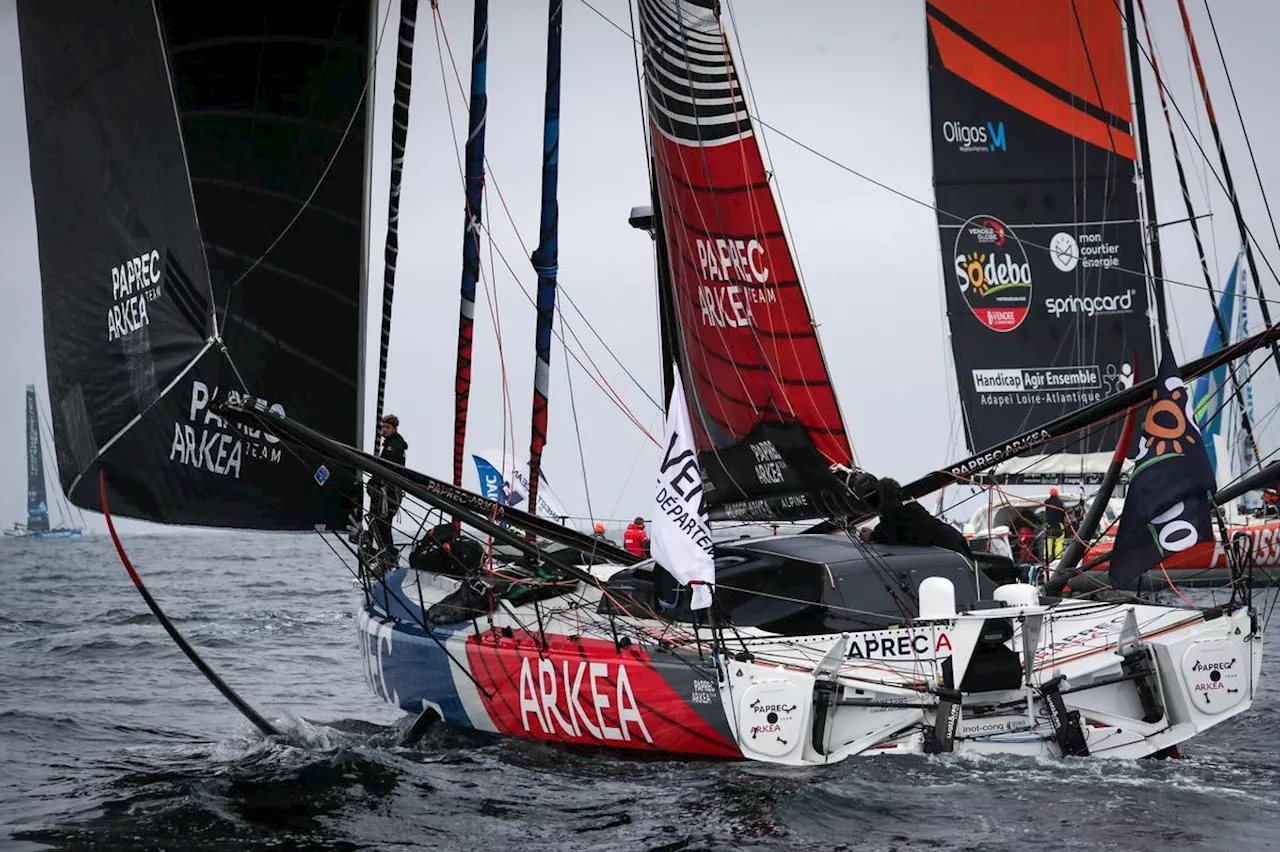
[1110,336,1217,587]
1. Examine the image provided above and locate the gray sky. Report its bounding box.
[0,0,1277,534]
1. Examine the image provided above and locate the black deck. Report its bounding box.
[601,534,995,635]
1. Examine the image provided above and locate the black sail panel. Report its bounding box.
[15,0,372,529]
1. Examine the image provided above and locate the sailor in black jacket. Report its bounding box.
[369,414,409,569]
[865,477,971,559]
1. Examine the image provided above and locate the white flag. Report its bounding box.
[650,368,715,610]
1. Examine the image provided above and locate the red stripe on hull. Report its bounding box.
[465,633,740,758]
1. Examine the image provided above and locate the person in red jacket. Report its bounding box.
[623,517,650,557]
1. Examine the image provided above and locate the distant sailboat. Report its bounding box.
[5,385,82,539]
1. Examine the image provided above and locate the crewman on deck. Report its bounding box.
[1044,487,1067,562]
[368,414,409,570]
[624,516,650,557]
[859,477,971,559]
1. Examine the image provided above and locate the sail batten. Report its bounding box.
[638,0,857,522]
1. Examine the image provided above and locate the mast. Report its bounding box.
[1123,0,1168,340]
[25,385,49,533]
[1134,0,1260,472]
[1176,0,1280,380]
[525,0,563,516]
[374,0,419,432]
[451,0,490,486]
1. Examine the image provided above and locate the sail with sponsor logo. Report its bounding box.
[15,0,374,529]
[638,0,863,522]
[926,0,1158,484]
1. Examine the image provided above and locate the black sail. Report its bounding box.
[15,0,374,529]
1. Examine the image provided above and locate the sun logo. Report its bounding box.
[1144,385,1195,456]
[963,252,989,296]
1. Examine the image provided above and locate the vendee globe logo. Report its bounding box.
[953,215,1033,332]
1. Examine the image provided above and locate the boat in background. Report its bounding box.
[5,384,81,540]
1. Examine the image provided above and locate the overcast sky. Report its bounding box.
[0,0,1277,535]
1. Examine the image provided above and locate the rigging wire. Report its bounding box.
[1201,2,1280,289]
[560,310,597,527]
[429,6,659,446]
[432,9,663,415]
[1115,0,1280,299]
[1134,0,1264,471]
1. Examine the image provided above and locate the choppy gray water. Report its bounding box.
[2,532,1279,851]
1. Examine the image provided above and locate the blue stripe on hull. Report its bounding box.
[356,573,474,728]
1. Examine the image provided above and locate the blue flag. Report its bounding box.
[1191,247,1244,477]
[1111,336,1217,588]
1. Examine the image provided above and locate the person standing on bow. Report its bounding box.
[624,516,649,557]
[368,414,408,570]
[1043,487,1067,562]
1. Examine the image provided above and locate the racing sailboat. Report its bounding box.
[11,0,1270,762]
[5,385,82,539]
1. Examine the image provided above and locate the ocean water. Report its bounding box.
[2,531,1279,851]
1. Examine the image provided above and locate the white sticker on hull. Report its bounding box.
[737,680,804,759]
[1181,640,1246,715]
